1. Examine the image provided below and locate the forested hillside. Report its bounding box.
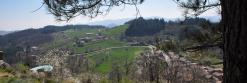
[0,25,105,63]
[125,17,166,36]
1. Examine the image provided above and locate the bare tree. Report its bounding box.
[108,63,122,83]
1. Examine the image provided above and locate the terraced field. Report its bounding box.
[38,24,146,75]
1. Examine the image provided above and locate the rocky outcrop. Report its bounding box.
[0,51,13,77]
[36,48,89,81]
[36,48,72,80]
[166,51,223,83]
[134,46,222,83]
[0,51,11,69]
[0,60,11,69]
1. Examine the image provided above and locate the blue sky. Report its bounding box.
[0,0,219,31]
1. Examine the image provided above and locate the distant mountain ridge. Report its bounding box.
[87,18,132,28]
[0,31,13,36]
[87,16,220,28]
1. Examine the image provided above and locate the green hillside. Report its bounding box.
[38,24,146,75]
[0,18,223,83]
[102,25,129,37]
[41,25,128,50]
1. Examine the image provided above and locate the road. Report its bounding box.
[84,45,150,56]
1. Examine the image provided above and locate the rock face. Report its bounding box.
[0,51,11,69]
[36,48,72,79]
[0,60,11,69]
[36,48,88,81]
[0,51,13,78]
[134,46,222,83]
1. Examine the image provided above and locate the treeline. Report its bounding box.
[125,17,166,36]
[124,17,217,37]
[182,18,211,25]
[40,25,104,34]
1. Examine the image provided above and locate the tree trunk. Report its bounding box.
[221,0,247,82]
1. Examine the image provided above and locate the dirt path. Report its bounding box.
[84,46,149,56]
[0,72,13,77]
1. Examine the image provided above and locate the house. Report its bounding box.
[86,33,94,35]
[31,46,39,51]
[79,37,92,42]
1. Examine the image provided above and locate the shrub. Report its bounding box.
[14,63,29,73]
[158,40,180,53]
[0,67,14,73]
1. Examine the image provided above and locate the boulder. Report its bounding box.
[0,60,11,69]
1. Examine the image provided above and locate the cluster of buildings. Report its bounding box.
[75,33,108,47]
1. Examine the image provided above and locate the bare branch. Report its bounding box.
[32,2,45,13]
[173,0,221,17]
[43,0,144,21]
[184,42,223,52]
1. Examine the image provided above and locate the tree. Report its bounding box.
[125,17,166,36]
[173,0,247,83]
[220,0,247,82]
[109,64,122,83]
[43,0,247,82]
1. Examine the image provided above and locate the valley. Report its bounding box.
[0,18,222,83]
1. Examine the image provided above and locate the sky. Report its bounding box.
[0,0,220,31]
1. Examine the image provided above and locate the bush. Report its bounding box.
[185,51,222,67]
[0,77,43,83]
[158,40,180,53]
[14,63,29,73]
[0,67,14,73]
[99,78,110,83]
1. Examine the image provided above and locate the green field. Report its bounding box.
[39,24,146,74]
[89,47,146,73]
[41,24,129,51]
[102,25,129,37]
[70,39,128,53]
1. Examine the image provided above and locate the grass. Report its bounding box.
[102,25,128,37]
[89,46,145,74]
[64,28,103,38]
[38,24,146,75]
[0,77,43,83]
[185,51,223,68]
[41,25,129,53]
[0,67,14,73]
[0,24,142,83]
[56,25,145,74]
[68,39,128,53]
